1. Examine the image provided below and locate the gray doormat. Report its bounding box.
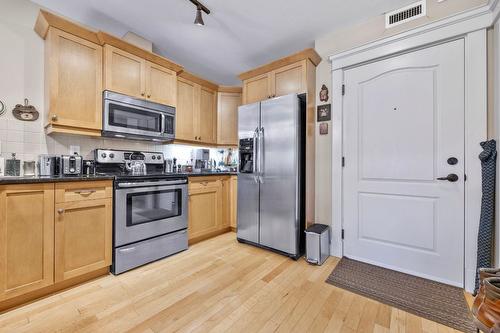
[326,257,475,333]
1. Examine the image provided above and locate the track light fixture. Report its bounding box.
[189,0,210,26]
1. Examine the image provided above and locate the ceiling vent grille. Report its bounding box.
[385,1,426,28]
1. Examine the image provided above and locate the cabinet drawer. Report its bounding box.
[55,181,113,203]
[188,177,221,192]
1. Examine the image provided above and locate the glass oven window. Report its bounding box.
[109,103,162,132]
[126,189,182,226]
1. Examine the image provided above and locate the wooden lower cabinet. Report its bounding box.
[188,178,222,242]
[0,184,54,302]
[55,198,112,282]
[188,176,237,243]
[0,180,113,310]
[230,176,238,230]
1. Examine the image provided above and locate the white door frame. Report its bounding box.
[329,3,495,292]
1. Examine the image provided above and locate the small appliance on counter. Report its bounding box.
[165,158,173,173]
[193,149,210,172]
[5,153,20,176]
[38,155,60,176]
[61,154,83,176]
[0,156,5,176]
[23,161,36,177]
[83,160,95,176]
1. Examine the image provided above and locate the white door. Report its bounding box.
[343,39,465,287]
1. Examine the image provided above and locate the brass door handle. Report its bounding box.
[141,92,145,97]
[57,208,65,214]
[52,114,58,121]
[147,94,151,98]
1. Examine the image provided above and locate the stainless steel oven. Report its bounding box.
[113,177,188,274]
[103,90,175,142]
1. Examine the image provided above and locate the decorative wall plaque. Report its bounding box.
[319,84,329,102]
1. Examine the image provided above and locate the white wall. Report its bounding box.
[0,0,234,175]
[313,0,489,241]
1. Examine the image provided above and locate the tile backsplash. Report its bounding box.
[0,112,237,175]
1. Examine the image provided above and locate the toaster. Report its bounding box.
[61,155,83,176]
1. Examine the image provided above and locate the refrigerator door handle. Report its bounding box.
[253,127,259,184]
[259,127,265,184]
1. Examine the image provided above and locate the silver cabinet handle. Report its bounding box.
[57,208,65,214]
[118,247,136,253]
[117,179,187,188]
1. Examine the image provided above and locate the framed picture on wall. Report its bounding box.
[317,104,331,122]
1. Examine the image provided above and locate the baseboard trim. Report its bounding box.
[0,267,109,314]
[188,227,232,245]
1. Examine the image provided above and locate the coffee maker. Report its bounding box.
[193,149,210,172]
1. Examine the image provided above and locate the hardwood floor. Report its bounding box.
[0,232,467,333]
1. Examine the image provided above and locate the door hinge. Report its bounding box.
[341,229,345,240]
[342,157,345,167]
[342,84,345,96]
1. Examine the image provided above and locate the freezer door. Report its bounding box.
[259,94,300,255]
[237,102,260,243]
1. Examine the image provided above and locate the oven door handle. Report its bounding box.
[117,180,187,188]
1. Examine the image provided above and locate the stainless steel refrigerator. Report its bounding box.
[237,93,306,259]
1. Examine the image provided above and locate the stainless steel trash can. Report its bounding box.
[305,224,330,265]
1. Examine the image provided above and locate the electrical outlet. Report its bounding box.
[69,145,80,155]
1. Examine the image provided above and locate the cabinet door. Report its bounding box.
[104,45,146,99]
[198,87,217,144]
[217,92,241,145]
[230,176,238,229]
[0,184,54,301]
[243,73,271,104]
[221,177,231,228]
[146,61,177,107]
[188,183,222,240]
[55,198,112,282]
[46,28,102,131]
[176,77,198,141]
[271,61,306,97]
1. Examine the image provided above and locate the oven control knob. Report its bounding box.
[157,155,162,160]
[101,153,107,158]
[152,155,156,160]
[109,153,115,159]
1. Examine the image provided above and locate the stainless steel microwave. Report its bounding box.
[102,90,175,142]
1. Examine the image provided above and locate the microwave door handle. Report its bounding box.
[161,113,166,134]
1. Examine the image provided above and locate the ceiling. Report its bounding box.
[32,0,413,85]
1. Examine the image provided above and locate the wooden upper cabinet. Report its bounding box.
[44,28,103,136]
[217,91,241,146]
[104,45,146,99]
[0,184,54,301]
[199,87,217,144]
[175,73,218,145]
[146,61,177,107]
[104,46,178,106]
[239,48,321,105]
[176,77,198,141]
[243,73,271,104]
[273,61,306,97]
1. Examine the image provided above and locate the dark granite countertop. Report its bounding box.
[0,171,237,185]
[0,174,115,185]
[185,171,238,177]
